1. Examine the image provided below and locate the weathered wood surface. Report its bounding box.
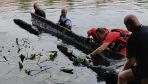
[31,13,125,65]
[31,13,98,54]
[14,19,40,35]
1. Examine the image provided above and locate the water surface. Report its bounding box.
[0,0,148,84]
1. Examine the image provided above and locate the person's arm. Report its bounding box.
[89,43,110,58]
[65,20,72,29]
[89,32,120,58]
[122,57,136,71]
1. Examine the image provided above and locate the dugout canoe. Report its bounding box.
[14,13,124,65]
[30,13,125,65]
[31,13,99,54]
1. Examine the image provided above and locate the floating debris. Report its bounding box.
[16,38,21,53]
[19,54,25,63]
[25,69,31,75]
[3,56,8,61]
[19,61,23,70]
[61,67,73,74]
[29,54,36,60]
[49,51,57,61]
[72,56,85,65]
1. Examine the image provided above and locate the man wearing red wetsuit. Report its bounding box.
[87,27,130,58]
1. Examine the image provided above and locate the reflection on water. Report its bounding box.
[0,0,148,84]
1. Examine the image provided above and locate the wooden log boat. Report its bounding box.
[30,13,125,65]
[14,19,40,35]
[14,13,125,66]
[31,13,99,54]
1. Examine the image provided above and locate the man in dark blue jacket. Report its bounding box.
[34,2,46,18]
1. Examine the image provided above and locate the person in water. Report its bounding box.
[58,8,72,30]
[118,14,148,84]
[87,27,130,58]
[34,2,46,18]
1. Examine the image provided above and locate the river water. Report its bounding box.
[0,0,148,84]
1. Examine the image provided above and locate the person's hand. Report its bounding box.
[86,37,90,43]
[85,54,92,65]
[86,54,91,59]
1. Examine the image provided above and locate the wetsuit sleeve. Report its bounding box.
[102,32,120,44]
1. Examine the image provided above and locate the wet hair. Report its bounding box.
[96,28,106,35]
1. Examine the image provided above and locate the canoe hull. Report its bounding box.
[31,13,98,54]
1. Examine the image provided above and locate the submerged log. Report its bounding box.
[14,19,40,35]
[57,44,140,84]
[57,44,118,83]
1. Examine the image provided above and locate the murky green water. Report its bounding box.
[0,0,148,84]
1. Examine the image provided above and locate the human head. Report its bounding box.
[34,2,39,11]
[96,28,107,42]
[124,14,141,32]
[61,8,67,17]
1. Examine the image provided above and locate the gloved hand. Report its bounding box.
[85,55,92,64]
[86,54,91,59]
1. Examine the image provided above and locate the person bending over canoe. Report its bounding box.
[87,27,130,58]
[58,8,72,30]
[33,2,46,18]
[118,15,148,84]
[87,27,109,43]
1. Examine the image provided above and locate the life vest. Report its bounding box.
[59,15,72,30]
[108,29,130,54]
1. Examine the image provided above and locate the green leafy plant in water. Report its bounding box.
[25,69,31,75]
[29,54,36,60]
[49,51,57,61]
[19,61,23,71]
[19,54,25,62]
[72,56,85,65]
[61,67,73,74]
